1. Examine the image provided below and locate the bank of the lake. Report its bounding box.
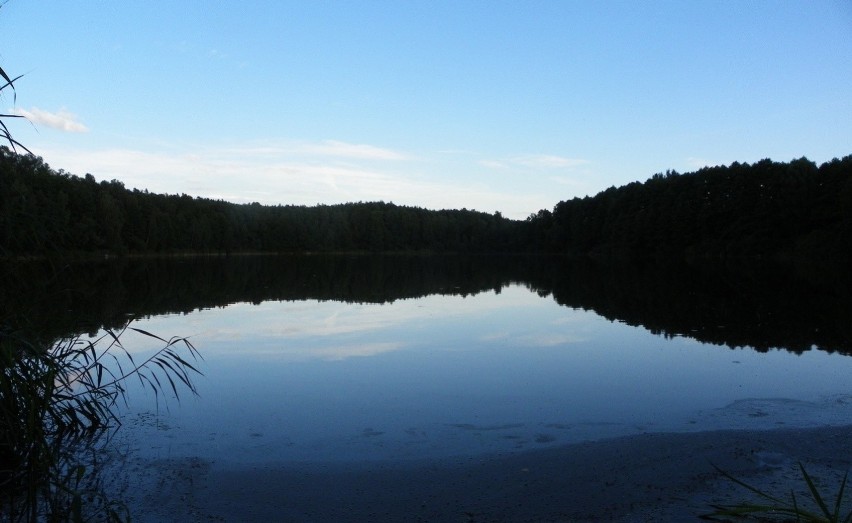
[117,424,852,522]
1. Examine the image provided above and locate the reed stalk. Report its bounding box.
[0,324,202,522]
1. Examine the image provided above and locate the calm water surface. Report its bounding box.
[113,280,852,465]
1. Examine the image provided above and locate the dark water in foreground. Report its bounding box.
[3,255,852,463]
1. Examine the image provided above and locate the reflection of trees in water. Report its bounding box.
[526,257,852,355]
[2,254,850,356]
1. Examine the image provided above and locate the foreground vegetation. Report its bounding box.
[0,325,202,521]
[704,463,852,522]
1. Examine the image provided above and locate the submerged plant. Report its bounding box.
[0,324,203,522]
[703,462,852,522]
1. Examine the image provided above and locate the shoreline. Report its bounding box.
[116,424,852,522]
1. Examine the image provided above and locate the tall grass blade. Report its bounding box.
[0,321,202,520]
[831,472,848,521]
[704,462,852,522]
[710,463,788,505]
[127,327,166,343]
[800,463,833,518]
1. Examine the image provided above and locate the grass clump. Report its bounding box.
[0,324,202,522]
[703,462,852,522]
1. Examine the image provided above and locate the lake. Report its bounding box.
[4,254,852,518]
[119,278,852,464]
[8,254,852,459]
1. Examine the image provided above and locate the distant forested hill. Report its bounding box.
[0,148,524,255]
[526,155,852,259]
[1,147,850,259]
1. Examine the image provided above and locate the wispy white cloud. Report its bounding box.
[33,140,550,218]
[207,48,228,60]
[515,333,585,347]
[133,289,518,361]
[478,159,509,169]
[297,140,409,160]
[512,154,589,168]
[13,107,88,133]
[267,342,407,361]
[214,140,408,161]
[480,154,589,170]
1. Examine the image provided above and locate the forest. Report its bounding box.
[0,148,524,255]
[529,155,852,259]
[1,147,850,259]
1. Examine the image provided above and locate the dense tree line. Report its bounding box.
[2,147,851,258]
[528,155,852,259]
[0,148,525,255]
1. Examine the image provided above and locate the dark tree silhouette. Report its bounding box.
[530,156,852,260]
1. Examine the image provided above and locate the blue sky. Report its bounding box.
[1,1,850,219]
